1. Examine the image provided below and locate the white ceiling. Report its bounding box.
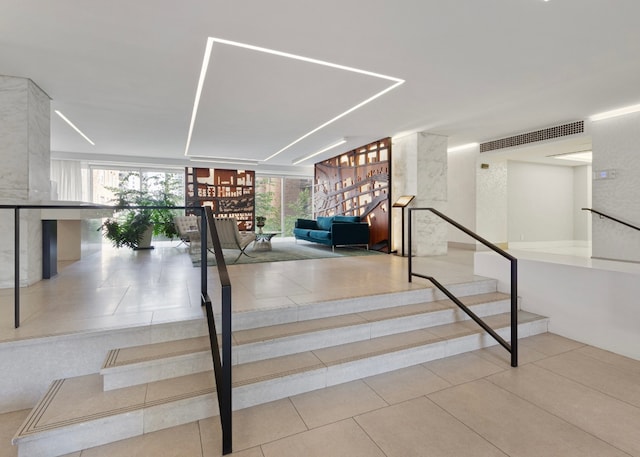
[2,0,640,172]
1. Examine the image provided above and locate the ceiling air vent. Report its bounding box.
[480,121,584,153]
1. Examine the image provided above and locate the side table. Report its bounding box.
[253,232,280,252]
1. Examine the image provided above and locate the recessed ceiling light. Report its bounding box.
[54,110,95,146]
[184,37,404,161]
[590,103,640,121]
[292,139,347,165]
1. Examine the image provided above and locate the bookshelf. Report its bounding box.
[185,167,255,231]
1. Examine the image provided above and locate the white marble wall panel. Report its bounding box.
[0,76,50,287]
[590,114,640,262]
[392,132,448,256]
[27,80,51,200]
[0,76,29,195]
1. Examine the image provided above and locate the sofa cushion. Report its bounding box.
[295,219,318,230]
[307,229,332,241]
[293,228,311,237]
[316,216,334,231]
[333,215,360,223]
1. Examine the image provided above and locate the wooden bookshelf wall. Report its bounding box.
[185,167,255,231]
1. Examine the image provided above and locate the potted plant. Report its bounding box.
[100,172,182,250]
[256,216,266,234]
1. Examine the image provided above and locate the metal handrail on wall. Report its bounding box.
[407,207,518,368]
[1,203,233,455]
[582,208,640,232]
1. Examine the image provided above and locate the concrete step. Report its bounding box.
[13,311,547,457]
[102,292,511,390]
[227,278,499,331]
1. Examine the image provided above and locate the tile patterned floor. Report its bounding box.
[2,242,640,456]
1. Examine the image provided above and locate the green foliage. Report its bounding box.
[284,188,311,236]
[100,172,182,249]
[255,178,280,232]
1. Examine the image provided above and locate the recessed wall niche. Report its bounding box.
[314,138,391,251]
[185,167,255,231]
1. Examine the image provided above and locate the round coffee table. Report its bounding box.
[253,232,280,252]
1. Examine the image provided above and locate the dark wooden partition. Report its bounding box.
[314,138,391,251]
[185,167,255,231]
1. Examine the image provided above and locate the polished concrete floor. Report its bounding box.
[2,241,640,456]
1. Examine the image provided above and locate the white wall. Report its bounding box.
[507,162,574,243]
[447,147,477,246]
[573,165,592,241]
[475,251,640,361]
[591,114,640,262]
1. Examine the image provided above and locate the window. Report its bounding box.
[255,176,312,236]
[90,167,185,205]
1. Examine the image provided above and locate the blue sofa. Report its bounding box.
[293,215,369,250]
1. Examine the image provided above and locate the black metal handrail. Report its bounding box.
[202,206,233,455]
[408,207,518,367]
[1,203,232,454]
[582,208,640,232]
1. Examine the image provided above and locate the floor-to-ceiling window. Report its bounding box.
[255,175,312,236]
[90,167,185,205]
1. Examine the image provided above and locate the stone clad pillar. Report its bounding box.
[0,75,51,287]
[392,132,448,256]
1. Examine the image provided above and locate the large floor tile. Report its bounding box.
[489,364,640,456]
[261,419,385,457]
[290,380,387,429]
[355,396,506,457]
[78,422,203,457]
[363,364,451,404]
[423,352,505,385]
[519,332,585,356]
[536,350,640,407]
[473,342,547,367]
[576,345,640,375]
[428,379,630,457]
[200,399,307,454]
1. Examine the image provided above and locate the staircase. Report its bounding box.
[12,278,548,457]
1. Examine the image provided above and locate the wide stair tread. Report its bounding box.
[14,309,547,456]
[104,291,509,371]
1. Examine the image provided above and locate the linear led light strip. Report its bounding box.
[447,142,478,153]
[590,103,640,121]
[184,37,405,161]
[54,110,95,145]
[189,155,259,166]
[292,139,347,165]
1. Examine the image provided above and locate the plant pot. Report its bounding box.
[135,225,155,250]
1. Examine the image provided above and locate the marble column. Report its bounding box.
[0,75,51,287]
[392,132,448,256]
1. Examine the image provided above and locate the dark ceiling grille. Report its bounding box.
[480,121,584,153]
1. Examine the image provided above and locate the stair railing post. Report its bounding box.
[510,259,518,367]
[14,206,20,328]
